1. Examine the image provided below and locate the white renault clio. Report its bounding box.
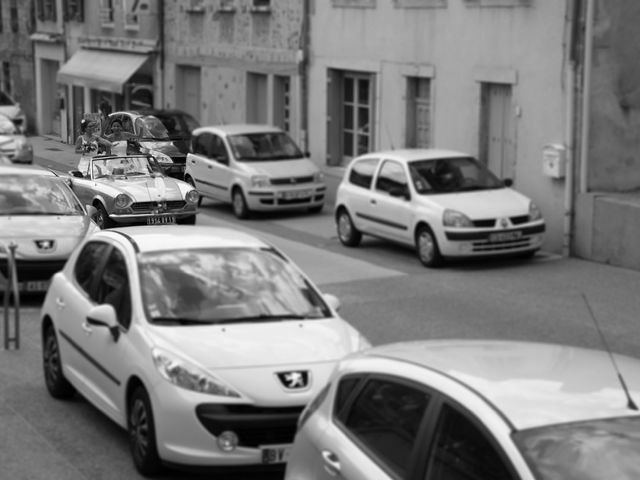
[40,225,369,475]
[335,149,546,267]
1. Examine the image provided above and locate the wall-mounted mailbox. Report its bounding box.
[542,144,566,178]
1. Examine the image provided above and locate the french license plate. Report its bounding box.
[489,230,522,242]
[261,444,291,465]
[19,280,51,292]
[146,216,176,225]
[282,189,311,200]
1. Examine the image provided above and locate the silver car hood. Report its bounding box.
[107,176,184,201]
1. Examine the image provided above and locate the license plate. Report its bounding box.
[19,280,51,292]
[261,444,291,464]
[146,216,176,225]
[489,230,522,242]
[282,189,311,200]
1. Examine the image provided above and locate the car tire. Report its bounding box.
[232,188,250,219]
[178,214,196,225]
[42,324,75,399]
[129,386,162,476]
[336,208,362,247]
[95,203,115,229]
[415,225,443,268]
[185,176,202,207]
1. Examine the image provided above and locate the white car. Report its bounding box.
[335,149,546,267]
[0,90,27,134]
[184,124,326,218]
[285,339,640,480]
[40,225,369,475]
[0,112,33,163]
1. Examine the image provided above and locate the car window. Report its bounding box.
[425,403,515,480]
[0,175,85,215]
[349,158,379,189]
[375,160,408,195]
[339,377,431,478]
[210,135,228,160]
[95,248,132,329]
[228,132,303,161]
[193,133,213,156]
[74,241,111,295]
[334,375,364,416]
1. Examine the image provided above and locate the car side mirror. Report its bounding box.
[85,205,97,217]
[323,293,341,312]
[503,178,513,187]
[214,155,229,164]
[69,170,84,178]
[86,304,120,342]
[389,186,410,200]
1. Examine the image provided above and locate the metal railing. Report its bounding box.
[2,240,20,350]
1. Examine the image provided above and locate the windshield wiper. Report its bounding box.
[150,317,210,325]
[216,313,322,324]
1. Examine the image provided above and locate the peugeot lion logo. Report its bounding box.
[277,371,309,390]
[35,239,56,252]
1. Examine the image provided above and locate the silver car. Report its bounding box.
[286,339,640,480]
[68,153,199,229]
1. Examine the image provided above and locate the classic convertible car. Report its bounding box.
[68,154,199,229]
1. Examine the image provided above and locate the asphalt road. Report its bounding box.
[2,149,640,479]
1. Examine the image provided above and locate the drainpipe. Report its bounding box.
[158,0,165,108]
[579,0,595,193]
[299,0,310,152]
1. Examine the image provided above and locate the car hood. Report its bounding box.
[419,187,533,218]
[104,175,186,201]
[238,158,320,178]
[149,318,356,369]
[140,140,185,158]
[0,215,94,259]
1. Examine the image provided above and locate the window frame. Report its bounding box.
[348,157,381,190]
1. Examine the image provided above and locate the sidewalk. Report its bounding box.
[30,134,78,173]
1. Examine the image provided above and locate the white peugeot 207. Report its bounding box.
[40,225,370,476]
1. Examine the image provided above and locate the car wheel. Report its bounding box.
[178,214,196,225]
[232,188,250,219]
[336,208,362,247]
[94,203,115,229]
[42,325,75,399]
[185,176,202,207]
[129,386,162,476]
[308,204,324,214]
[415,225,443,268]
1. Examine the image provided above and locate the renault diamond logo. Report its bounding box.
[35,239,56,252]
[499,218,509,229]
[277,371,309,390]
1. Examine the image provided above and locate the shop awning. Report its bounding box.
[57,49,149,94]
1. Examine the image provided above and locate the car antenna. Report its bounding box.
[582,293,638,411]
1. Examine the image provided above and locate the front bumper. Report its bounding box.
[246,184,326,211]
[108,201,197,225]
[439,222,546,257]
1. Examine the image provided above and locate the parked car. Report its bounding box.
[185,124,326,218]
[137,108,200,154]
[40,225,370,475]
[0,164,98,293]
[67,153,199,229]
[335,149,546,267]
[0,112,33,163]
[103,111,189,179]
[0,90,27,134]
[285,339,640,480]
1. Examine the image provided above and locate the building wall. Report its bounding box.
[307,0,569,253]
[163,0,305,143]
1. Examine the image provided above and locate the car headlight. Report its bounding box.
[251,175,270,188]
[314,171,325,183]
[185,189,199,204]
[154,152,173,164]
[529,201,542,221]
[443,209,473,227]
[114,193,133,209]
[152,348,241,397]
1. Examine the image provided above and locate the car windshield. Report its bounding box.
[135,116,171,140]
[154,113,199,137]
[513,416,640,480]
[408,156,505,194]
[91,156,164,178]
[0,175,85,215]
[228,132,304,161]
[139,247,331,325]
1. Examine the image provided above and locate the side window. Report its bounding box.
[375,160,408,196]
[95,248,132,329]
[334,375,363,416]
[211,135,228,161]
[74,241,111,294]
[193,133,212,156]
[339,377,431,478]
[348,158,379,189]
[425,404,515,480]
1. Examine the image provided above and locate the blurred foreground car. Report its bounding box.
[335,149,545,267]
[185,124,326,218]
[0,90,27,133]
[0,112,33,163]
[68,153,199,229]
[0,164,98,293]
[286,339,640,480]
[41,225,370,475]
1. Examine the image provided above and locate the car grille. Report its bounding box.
[0,259,66,282]
[472,215,530,228]
[259,193,325,206]
[131,200,187,212]
[270,176,315,186]
[195,404,304,447]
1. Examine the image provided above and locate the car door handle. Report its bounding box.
[190,159,196,164]
[321,450,341,476]
[55,297,65,309]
